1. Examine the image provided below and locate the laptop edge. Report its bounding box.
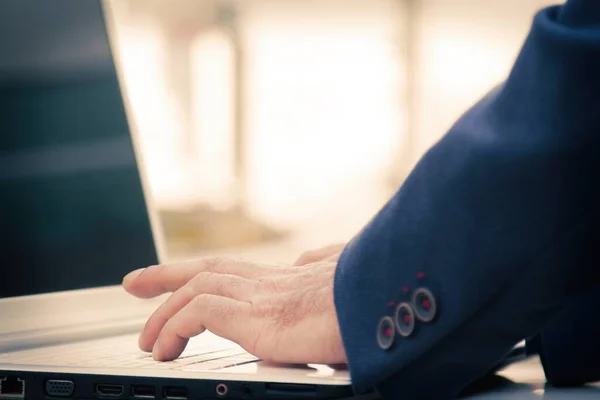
[0,1,355,399]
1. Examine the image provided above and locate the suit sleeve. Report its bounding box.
[532,286,600,387]
[333,0,600,398]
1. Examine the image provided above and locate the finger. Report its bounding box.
[123,265,199,299]
[324,254,342,262]
[124,257,288,298]
[293,244,345,266]
[259,265,335,294]
[139,273,257,351]
[152,294,252,361]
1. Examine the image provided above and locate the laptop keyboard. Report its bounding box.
[0,333,260,371]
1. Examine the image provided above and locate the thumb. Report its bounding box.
[293,243,346,266]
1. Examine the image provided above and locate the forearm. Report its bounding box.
[334,0,600,397]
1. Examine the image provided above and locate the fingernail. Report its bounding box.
[138,332,150,352]
[152,340,163,360]
[123,268,146,283]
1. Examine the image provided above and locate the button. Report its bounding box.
[394,302,415,337]
[412,287,437,322]
[377,316,395,350]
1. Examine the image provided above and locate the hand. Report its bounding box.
[122,258,347,365]
[293,243,346,266]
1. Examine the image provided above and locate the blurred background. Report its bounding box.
[105,0,562,263]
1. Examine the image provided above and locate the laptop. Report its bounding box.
[0,1,356,399]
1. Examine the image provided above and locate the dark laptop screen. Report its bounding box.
[0,0,158,298]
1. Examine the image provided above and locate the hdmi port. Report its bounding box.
[95,384,124,397]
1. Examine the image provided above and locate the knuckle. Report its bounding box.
[251,297,278,318]
[259,278,284,293]
[189,274,205,292]
[192,293,213,308]
[214,280,230,297]
[152,265,172,292]
[191,294,234,320]
[150,264,167,279]
[206,257,229,273]
[225,275,241,287]
[189,257,222,273]
[193,272,238,296]
[195,271,217,282]
[182,283,199,299]
[219,276,243,296]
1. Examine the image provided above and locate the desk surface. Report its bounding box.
[463,356,600,399]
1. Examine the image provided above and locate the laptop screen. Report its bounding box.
[0,0,158,298]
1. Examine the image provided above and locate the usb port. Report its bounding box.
[95,384,124,397]
[131,385,155,399]
[163,387,187,400]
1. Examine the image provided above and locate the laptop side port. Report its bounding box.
[131,385,155,399]
[45,380,75,397]
[162,386,187,400]
[95,384,124,397]
[265,383,317,396]
[215,383,228,397]
[0,377,25,399]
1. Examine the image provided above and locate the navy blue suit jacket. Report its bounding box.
[334,0,600,398]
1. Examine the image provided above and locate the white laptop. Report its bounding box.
[0,1,357,399]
